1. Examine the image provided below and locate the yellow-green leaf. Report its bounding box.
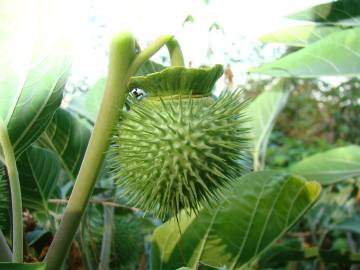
[152,171,320,269]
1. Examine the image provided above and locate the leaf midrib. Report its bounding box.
[26,149,47,212]
[193,207,221,270]
[229,178,268,270]
[253,177,288,255]
[42,132,75,179]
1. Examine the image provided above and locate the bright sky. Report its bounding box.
[66,0,331,88]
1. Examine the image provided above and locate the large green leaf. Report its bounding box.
[17,147,62,212]
[152,171,320,269]
[287,0,360,26]
[39,108,91,179]
[0,263,46,270]
[0,0,70,157]
[248,79,290,171]
[289,145,360,185]
[251,28,360,77]
[0,166,10,234]
[259,25,341,47]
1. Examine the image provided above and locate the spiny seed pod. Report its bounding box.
[112,65,250,220]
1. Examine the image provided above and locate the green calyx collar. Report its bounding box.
[128,64,224,96]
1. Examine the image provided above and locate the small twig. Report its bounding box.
[48,199,139,212]
[287,231,311,238]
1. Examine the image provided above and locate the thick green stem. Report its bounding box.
[0,119,23,262]
[44,33,173,270]
[165,38,185,66]
[0,229,12,262]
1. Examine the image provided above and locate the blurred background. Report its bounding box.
[66,0,330,87]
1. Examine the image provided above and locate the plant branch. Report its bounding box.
[0,118,23,263]
[44,33,173,270]
[165,38,185,66]
[48,198,139,212]
[0,229,12,262]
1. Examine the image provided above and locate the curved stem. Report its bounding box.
[0,119,23,262]
[44,33,173,270]
[165,38,185,66]
[128,35,175,74]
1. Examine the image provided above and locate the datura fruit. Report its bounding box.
[112,64,250,219]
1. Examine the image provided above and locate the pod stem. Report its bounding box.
[44,33,173,270]
[165,38,185,66]
[0,118,22,263]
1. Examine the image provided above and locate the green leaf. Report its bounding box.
[289,145,360,185]
[39,108,91,179]
[258,239,305,267]
[333,216,360,234]
[152,171,320,269]
[25,228,52,247]
[248,79,291,171]
[0,263,46,270]
[0,0,70,157]
[259,25,341,47]
[183,15,195,26]
[287,0,360,26]
[17,147,62,212]
[0,166,10,234]
[251,28,360,77]
[209,23,224,34]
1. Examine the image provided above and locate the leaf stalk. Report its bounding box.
[0,118,23,262]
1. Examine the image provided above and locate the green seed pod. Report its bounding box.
[112,65,250,219]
